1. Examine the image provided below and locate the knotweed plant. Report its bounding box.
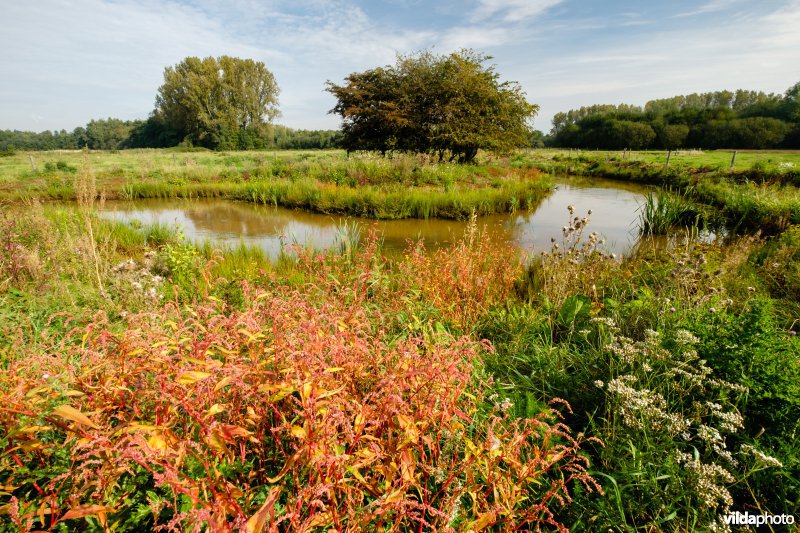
[0,232,598,531]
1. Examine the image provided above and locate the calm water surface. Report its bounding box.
[98,177,652,258]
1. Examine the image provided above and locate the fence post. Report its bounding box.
[730,151,737,169]
[666,150,672,166]
[29,155,36,171]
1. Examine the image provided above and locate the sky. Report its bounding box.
[1,0,799,133]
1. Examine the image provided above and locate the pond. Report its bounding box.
[98,177,652,258]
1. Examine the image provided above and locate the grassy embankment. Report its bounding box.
[1,149,799,530]
[519,149,800,234]
[0,149,550,220]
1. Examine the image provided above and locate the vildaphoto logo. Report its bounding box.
[724,511,795,526]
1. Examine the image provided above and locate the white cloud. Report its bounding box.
[470,0,564,22]
[674,0,743,18]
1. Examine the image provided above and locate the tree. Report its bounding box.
[155,56,280,150]
[326,50,537,163]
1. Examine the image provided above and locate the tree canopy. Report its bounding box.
[326,50,538,163]
[154,56,280,150]
[547,83,800,150]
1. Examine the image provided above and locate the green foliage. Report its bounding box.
[684,299,800,513]
[327,49,538,163]
[638,189,706,235]
[155,56,280,150]
[550,81,800,149]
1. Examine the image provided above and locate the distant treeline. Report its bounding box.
[549,84,800,150]
[0,119,342,152]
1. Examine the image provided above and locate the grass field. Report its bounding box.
[0,149,551,220]
[526,148,800,172]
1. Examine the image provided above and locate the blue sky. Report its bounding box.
[2,0,799,133]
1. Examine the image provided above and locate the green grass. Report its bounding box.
[0,149,552,220]
[638,189,708,235]
[517,148,800,233]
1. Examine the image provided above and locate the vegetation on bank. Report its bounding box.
[518,149,800,234]
[1,195,798,530]
[0,150,551,220]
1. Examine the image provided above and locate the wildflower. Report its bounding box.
[722,299,733,306]
[610,253,617,259]
[42,373,50,380]
[791,331,797,337]
[709,307,716,313]
[669,307,676,313]
[747,286,756,292]
[499,397,513,411]
[567,204,575,214]
[674,330,699,346]
[741,444,783,468]
[594,380,604,388]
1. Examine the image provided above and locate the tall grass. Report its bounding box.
[638,189,706,235]
[2,150,553,220]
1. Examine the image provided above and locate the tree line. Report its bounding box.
[1,56,340,152]
[5,52,798,155]
[548,84,800,150]
[0,120,341,152]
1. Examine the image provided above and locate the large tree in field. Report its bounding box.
[326,50,538,163]
[155,56,280,149]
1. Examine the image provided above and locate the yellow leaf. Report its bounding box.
[9,425,51,436]
[245,486,281,533]
[317,386,344,400]
[51,405,99,429]
[290,425,307,439]
[324,367,345,373]
[354,412,366,433]
[206,404,225,418]
[62,505,115,521]
[306,511,333,529]
[258,383,295,402]
[147,433,168,453]
[300,382,313,402]
[214,376,233,392]
[177,371,212,385]
[208,429,228,455]
[64,390,85,397]
[383,490,405,504]
[266,453,298,484]
[468,511,496,530]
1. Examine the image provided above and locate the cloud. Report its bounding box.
[674,0,744,18]
[470,0,564,22]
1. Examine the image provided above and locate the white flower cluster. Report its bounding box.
[740,444,783,468]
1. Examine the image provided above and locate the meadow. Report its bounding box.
[1,149,799,531]
[0,149,550,220]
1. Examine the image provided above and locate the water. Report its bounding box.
[98,177,652,258]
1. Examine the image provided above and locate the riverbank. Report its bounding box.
[0,149,551,220]
[1,200,799,530]
[518,149,800,232]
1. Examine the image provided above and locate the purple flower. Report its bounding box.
[669,307,676,313]
[709,307,716,313]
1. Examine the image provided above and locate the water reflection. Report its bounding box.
[98,178,652,258]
